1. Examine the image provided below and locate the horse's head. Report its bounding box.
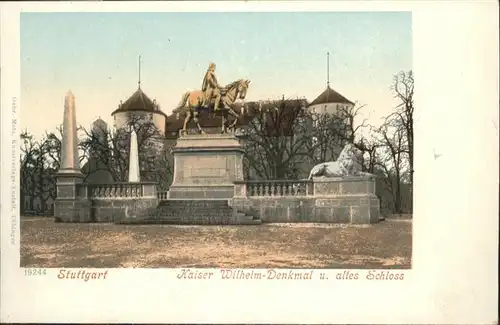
[222,79,251,109]
[237,79,251,100]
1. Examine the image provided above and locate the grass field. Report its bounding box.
[20,217,412,269]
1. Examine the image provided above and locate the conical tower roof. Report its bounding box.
[111,87,166,116]
[308,85,353,107]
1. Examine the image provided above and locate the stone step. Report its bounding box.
[120,214,261,226]
[237,217,262,225]
[157,204,233,209]
[235,212,262,225]
[153,211,234,216]
[119,199,263,225]
[156,208,233,213]
[155,208,234,213]
[158,200,231,207]
[243,219,262,225]
[148,218,248,225]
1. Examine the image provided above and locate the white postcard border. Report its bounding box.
[1,1,498,324]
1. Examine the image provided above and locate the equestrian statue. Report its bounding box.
[172,62,250,135]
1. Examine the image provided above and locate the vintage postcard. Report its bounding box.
[1,1,498,323]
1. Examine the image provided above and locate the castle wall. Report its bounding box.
[308,102,354,115]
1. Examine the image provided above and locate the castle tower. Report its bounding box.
[81,117,114,183]
[110,60,167,182]
[308,86,354,116]
[308,52,354,116]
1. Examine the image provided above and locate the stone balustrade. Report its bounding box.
[234,180,314,198]
[88,183,142,199]
[60,176,380,224]
[60,182,159,223]
[231,176,380,224]
[75,182,158,200]
[157,190,169,200]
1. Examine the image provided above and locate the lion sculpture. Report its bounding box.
[307,143,372,179]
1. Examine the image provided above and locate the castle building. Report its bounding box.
[84,82,353,184]
[310,51,355,115]
[111,86,167,135]
[306,85,354,164]
[307,85,354,116]
[88,54,353,183]
[91,117,109,142]
[109,85,168,182]
[81,118,114,183]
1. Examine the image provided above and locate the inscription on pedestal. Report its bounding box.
[184,157,228,179]
[169,134,245,200]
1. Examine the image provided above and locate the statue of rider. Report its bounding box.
[201,62,223,111]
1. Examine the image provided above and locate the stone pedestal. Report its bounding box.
[167,134,245,200]
[54,171,92,222]
[313,176,380,224]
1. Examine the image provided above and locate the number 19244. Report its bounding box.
[24,268,47,276]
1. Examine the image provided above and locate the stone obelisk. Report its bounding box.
[128,129,140,182]
[59,90,81,174]
[54,91,91,223]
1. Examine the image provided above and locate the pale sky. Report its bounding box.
[20,11,412,139]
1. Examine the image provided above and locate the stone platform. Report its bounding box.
[167,134,245,200]
[231,175,380,224]
[136,133,263,225]
[118,200,261,225]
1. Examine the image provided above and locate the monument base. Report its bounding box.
[154,133,259,224]
[167,185,235,200]
[54,198,92,223]
[167,133,245,200]
[54,170,93,222]
[313,176,380,224]
[127,199,261,225]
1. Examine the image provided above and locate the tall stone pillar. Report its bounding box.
[54,91,91,222]
[60,90,80,174]
[128,129,140,182]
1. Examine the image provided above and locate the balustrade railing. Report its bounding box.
[235,180,313,197]
[88,183,144,199]
[157,190,169,200]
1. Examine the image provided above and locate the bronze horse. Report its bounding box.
[172,79,250,135]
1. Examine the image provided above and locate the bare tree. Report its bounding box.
[20,130,59,214]
[375,120,408,213]
[390,70,414,206]
[306,112,346,164]
[43,126,63,170]
[306,103,370,166]
[241,97,311,180]
[34,136,58,210]
[20,131,38,213]
[337,103,369,144]
[370,70,414,214]
[355,131,382,173]
[79,114,172,186]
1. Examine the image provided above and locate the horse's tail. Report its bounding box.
[172,91,190,114]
